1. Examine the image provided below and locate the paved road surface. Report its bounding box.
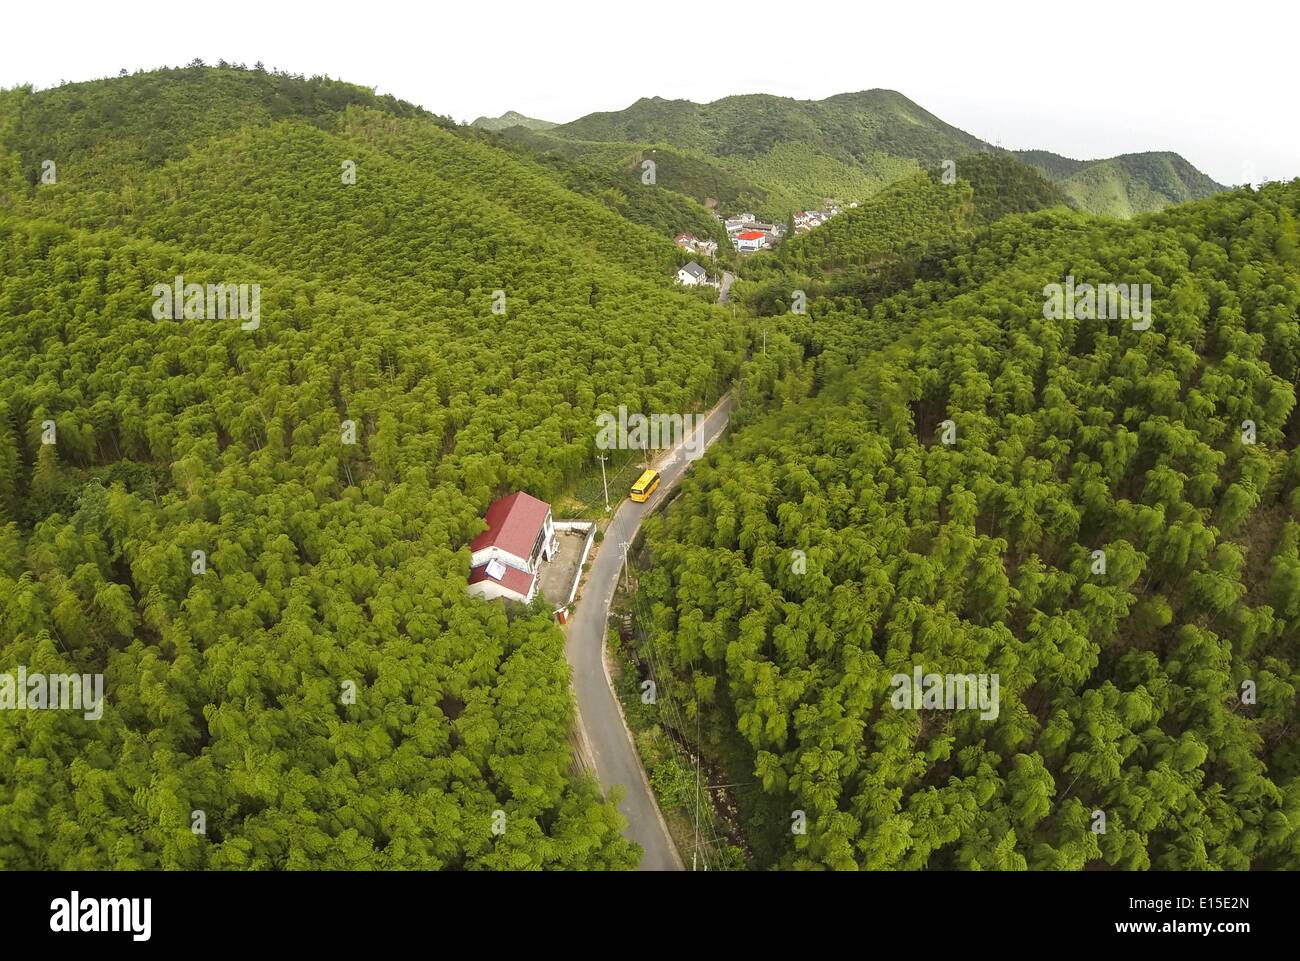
[563,393,734,871]
[719,270,735,304]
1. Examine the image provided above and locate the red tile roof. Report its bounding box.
[468,561,535,598]
[736,231,765,241]
[469,492,551,560]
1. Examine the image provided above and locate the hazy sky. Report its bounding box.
[6,0,1295,185]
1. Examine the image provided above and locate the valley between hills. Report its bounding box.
[1,64,1298,873]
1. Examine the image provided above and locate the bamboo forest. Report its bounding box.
[0,33,1297,892]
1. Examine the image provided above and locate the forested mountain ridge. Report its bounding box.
[0,65,443,195]
[0,64,1287,874]
[555,90,985,164]
[1017,149,1226,218]
[2,71,697,283]
[731,154,1074,325]
[637,179,1300,869]
[768,153,1073,275]
[470,111,557,131]
[0,67,748,869]
[523,89,1226,222]
[473,127,735,249]
[527,89,976,220]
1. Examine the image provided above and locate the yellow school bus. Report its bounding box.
[630,469,661,503]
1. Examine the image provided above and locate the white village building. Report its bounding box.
[724,213,756,234]
[676,261,708,285]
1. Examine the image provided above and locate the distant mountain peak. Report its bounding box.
[1015,147,1225,216]
[544,88,1225,220]
[470,110,557,131]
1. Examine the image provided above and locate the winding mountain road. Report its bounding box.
[563,393,734,871]
[719,270,735,303]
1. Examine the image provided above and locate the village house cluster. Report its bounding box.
[792,201,855,235]
[673,200,859,283]
[673,232,719,258]
[722,212,784,252]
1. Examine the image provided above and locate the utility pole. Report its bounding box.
[596,453,611,512]
[619,541,630,593]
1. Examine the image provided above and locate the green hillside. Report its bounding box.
[1013,149,1088,180]
[729,153,1074,330]
[1,65,441,195]
[545,89,985,219]
[724,140,912,219]
[533,90,1225,222]
[0,67,747,869]
[556,90,986,165]
[480,128,738,246]
[493,125,775,213]
[1018,149,1226,217]
[955,152,1075,222]
[769,154,1071,275]
[634,180,1300,869]
[775,172,973,273]
[0,63,1285,876]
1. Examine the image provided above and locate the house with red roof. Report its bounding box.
[466,492,558,604]
[734,230,767,252]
